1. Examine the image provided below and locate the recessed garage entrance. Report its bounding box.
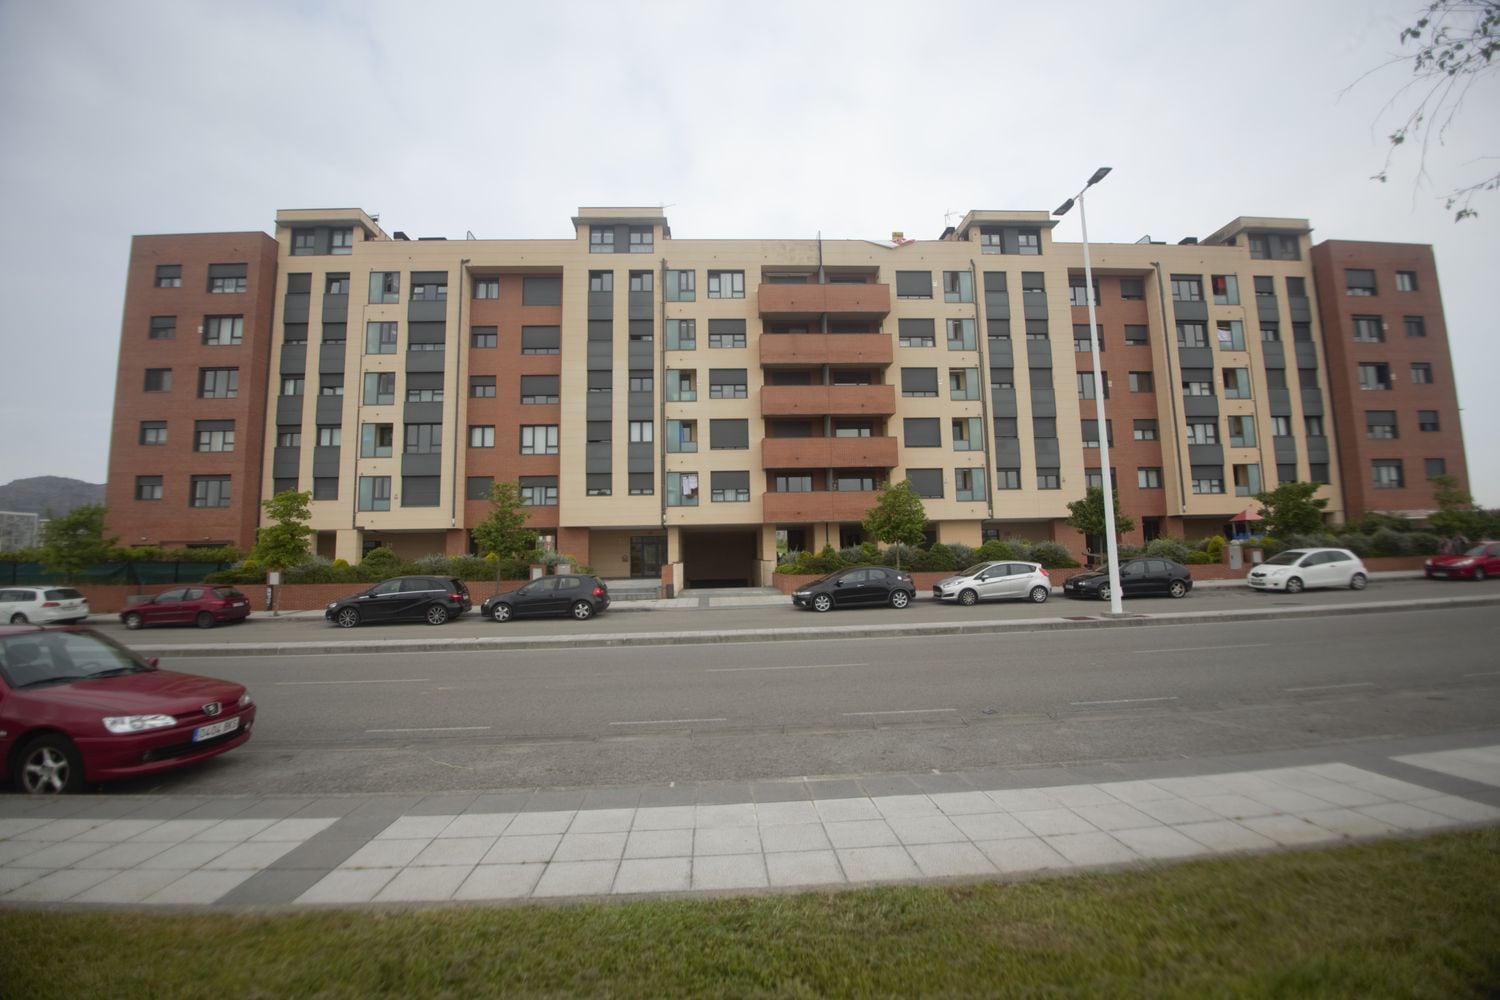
[681,529,758,588]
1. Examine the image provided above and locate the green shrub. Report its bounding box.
[1184,550,1215,564]
[360,547,402,575]
[809,545,843,574]
[1202,536,1226,562]
[1369,527,1410,557]
[1117,544,1144,559]
[1337,534,1373,557]
[975,540,1018,561]
[1029,541,1079,569]
[918,543,958,572]
[946,543,977,571]
[882,543,919,568]
[1406,531,1442,555]
[1145,538,1190,564]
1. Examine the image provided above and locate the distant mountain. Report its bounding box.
[0,477,106,517]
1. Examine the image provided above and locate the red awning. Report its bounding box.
[1229,509,1261,523]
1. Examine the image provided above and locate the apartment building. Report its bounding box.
[103,206,1469,589]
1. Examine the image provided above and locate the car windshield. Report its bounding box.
[0,631,149,689]
[44,589,84,601]
[1263,550,1308,566]
[1463,545,1487,557]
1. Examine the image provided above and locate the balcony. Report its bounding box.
[758,283,890,317]
[761,384,897,417]
[759,333,892,367]
[763,489,879,523]
[762,436,899,469]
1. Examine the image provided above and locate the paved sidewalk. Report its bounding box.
[2,731,1497,909]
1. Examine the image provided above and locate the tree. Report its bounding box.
[1426,473,1483,538]
[250,489,314,571]
[861,479,926,569]
[471,482,538,562]
[39,504,116,582]
[1369,0,1500,221]
[1254,481,1329,538]
[1065,487,1136,555]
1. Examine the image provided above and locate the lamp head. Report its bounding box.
[1052,198,1074,217]
[1087,166,1112,186]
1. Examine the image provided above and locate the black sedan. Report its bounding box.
[482,575,610,622]
[791,567,916,612]
[1063,558,1193,601]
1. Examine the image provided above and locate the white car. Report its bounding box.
[0,586,90,624]
[933,561,1051,605]
[1247,548,1368,594]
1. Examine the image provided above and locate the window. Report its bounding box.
[140,421,167,445]
[1186,421,1218,445]
[994,417,1018,440]
[1036,468,1060,490]
[1271,416,1292,437]
[195,421,235,452]
[519,476,558,506]
[1372,460,1404,489]
[665,269,695,301]
[1081,420,1113,449]
[1034,417,1057,439]
[329,228,353,254]
[473,278,499,300]
[521,326,561,355]
[1068,276,1099,307]
[1358,363,1393,390]
[471,326,497,348]
[513,424,557,455]
[1249,233,1300,260]
[666,420,697,452]
[469,376,497,398]
[948,367,979,400]
[1133,419,1158,441]
[358,476,391,511]
[1177,322,1207,348]
[403,424,441,455]
[325,274,349,296]
[190,475,231,508]
[955,468,986,501]
[1260,323,1281,342]
[144,368,171,392]
[589,270,613,293]
[1418,410,1440,432]
[667,319,696,350]
[1233,463,1262,497]
[199,368,238,398]
[1404,316,1426,338]
[368,271,400,303]
[1170,275,1203,302]
[589,227,615,253]
[1216,321,1245,351]
[318,374,344,396]
[1353,316,1384,343]
[1182,378,1213,397]
[209,275,245,294]
[629,270,653,293]
[708,322,746,349]
[1396,271,1418,292]
[363,372,394,405]
[315,425,340,448]
[708,369,747,399]
[1120,278,1145,300]
[1211,274,1239,305]
[277,427,300,448]
[1073,325,1102,352]
[1345,268,1377,296]
[1128,371,1154,393]
[1365,411,1398,440]
[1124,324,1148,345]
[366,321,397,354]
[291,230,316,255]
[1425,458,1447,478]
[321,322,346,345]
[284,323,308,344]
[360,423,393,457]
[310,477,336,501]
[1293,322,1312,343]
[1016,230,1040,255]
[707,271,745,298]
[666,369,696,402]
[1309,463,1330,484]
[996,468,1021,490]
[135,475,162,501]
[410,277,447,301]
[1191,474,1224,495]
[905,469,942,498]
[281,376,304,396]
[946,318,976,351]
[1222,368,1251,399]
[1298,367,1320,389]
[895,271,933,299]
[1138,467,1162,489]
[468,425,495,448]
[1077,372,1107,399]
[991,368,1014,390]
[1228,415,1257,447]
[1305,415,1325,437]
[667,472,699,506]
[899,319,935,348]
[903,417,941,448]
[623,226,653,254]
[901,368,938,397]
[944,271,974,303]
[520,375,560,404]
[154,265,181,288]
[952,417,981,451]
[1411,362,1433,384]
[149,316,175,340]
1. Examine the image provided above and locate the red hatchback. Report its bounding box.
[1425,541,1500,581]
[121,585,252,630]
[0,625,255,794]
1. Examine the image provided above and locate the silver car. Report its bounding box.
[933,561,1051,605]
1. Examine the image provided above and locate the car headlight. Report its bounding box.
[238,693,252,708]
[327,602,337,609]
[103,714,176,734]
[792,590,809,597]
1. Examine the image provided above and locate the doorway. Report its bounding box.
[630,535,666,578]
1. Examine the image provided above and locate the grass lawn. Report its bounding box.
[2,828,1497,998]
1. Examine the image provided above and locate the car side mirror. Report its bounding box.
[146,657,160,669]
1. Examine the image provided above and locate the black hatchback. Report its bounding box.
[1064,558,1193,601]
[325,576,471,628]
[791,566,916,612]
[481,575,610,622]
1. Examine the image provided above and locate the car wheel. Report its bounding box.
[1168,580,1188,599]
[958,589,978,607]
[425,604,449,626]
[9,613,27,624]
[122,612,144,630]
[195,611,216,629]
[1284,577,1304,594]
[812,593,833,613]
[1029,585,1049,603]
[1349,573,1367,591]
[1476,568,1487,582]
[571,600,594,621]
[1098,584,1112,602]
[491,603,513,623]
[14,735,83,794]
[335,607,360,629]
[890,590,911,609]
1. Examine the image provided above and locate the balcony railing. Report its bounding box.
[761,436,899,469]
[757,283,891,317]
[762,489,879,523]
[760,384,897,417]
[759,332,892,367]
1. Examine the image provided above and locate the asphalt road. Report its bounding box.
[94,592,1500,797]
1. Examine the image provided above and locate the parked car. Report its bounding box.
[1247,548,1367,593]
[482,574,610,622]
[1425,541,1500,581]
[0,586,88,625]
[120,585,251,630]
[1064,558,1193,601]
[792,566,916,612]
[933,561,1051,605]
[0,624,255,794]
[325,576,471,628]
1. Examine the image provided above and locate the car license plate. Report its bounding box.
[193,717,240,742]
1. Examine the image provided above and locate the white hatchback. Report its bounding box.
[933,561,1051,605]
[0,586,90,624]
[1247,548,1368,594]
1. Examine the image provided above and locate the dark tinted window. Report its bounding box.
[45,589,84,601]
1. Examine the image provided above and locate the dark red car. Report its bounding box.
[1425,541,1500,581]
[0,625,255,794]
[120,585,252,630]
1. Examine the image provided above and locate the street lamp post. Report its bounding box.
[1054,167,1123,615]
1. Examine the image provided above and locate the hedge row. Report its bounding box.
[205,548,591,586]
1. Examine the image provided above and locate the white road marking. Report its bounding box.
[609,718,728,726]
[1069,696,1179,706]
[1136,643,1270,654]
[1283,682,1376,692]
[365,726,492,733]
[842,708,957,716]
[279,678,430,685]
[706,663,863,673]
[1464,671,1500,679]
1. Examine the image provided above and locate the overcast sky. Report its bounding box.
[1,0,1494,505]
